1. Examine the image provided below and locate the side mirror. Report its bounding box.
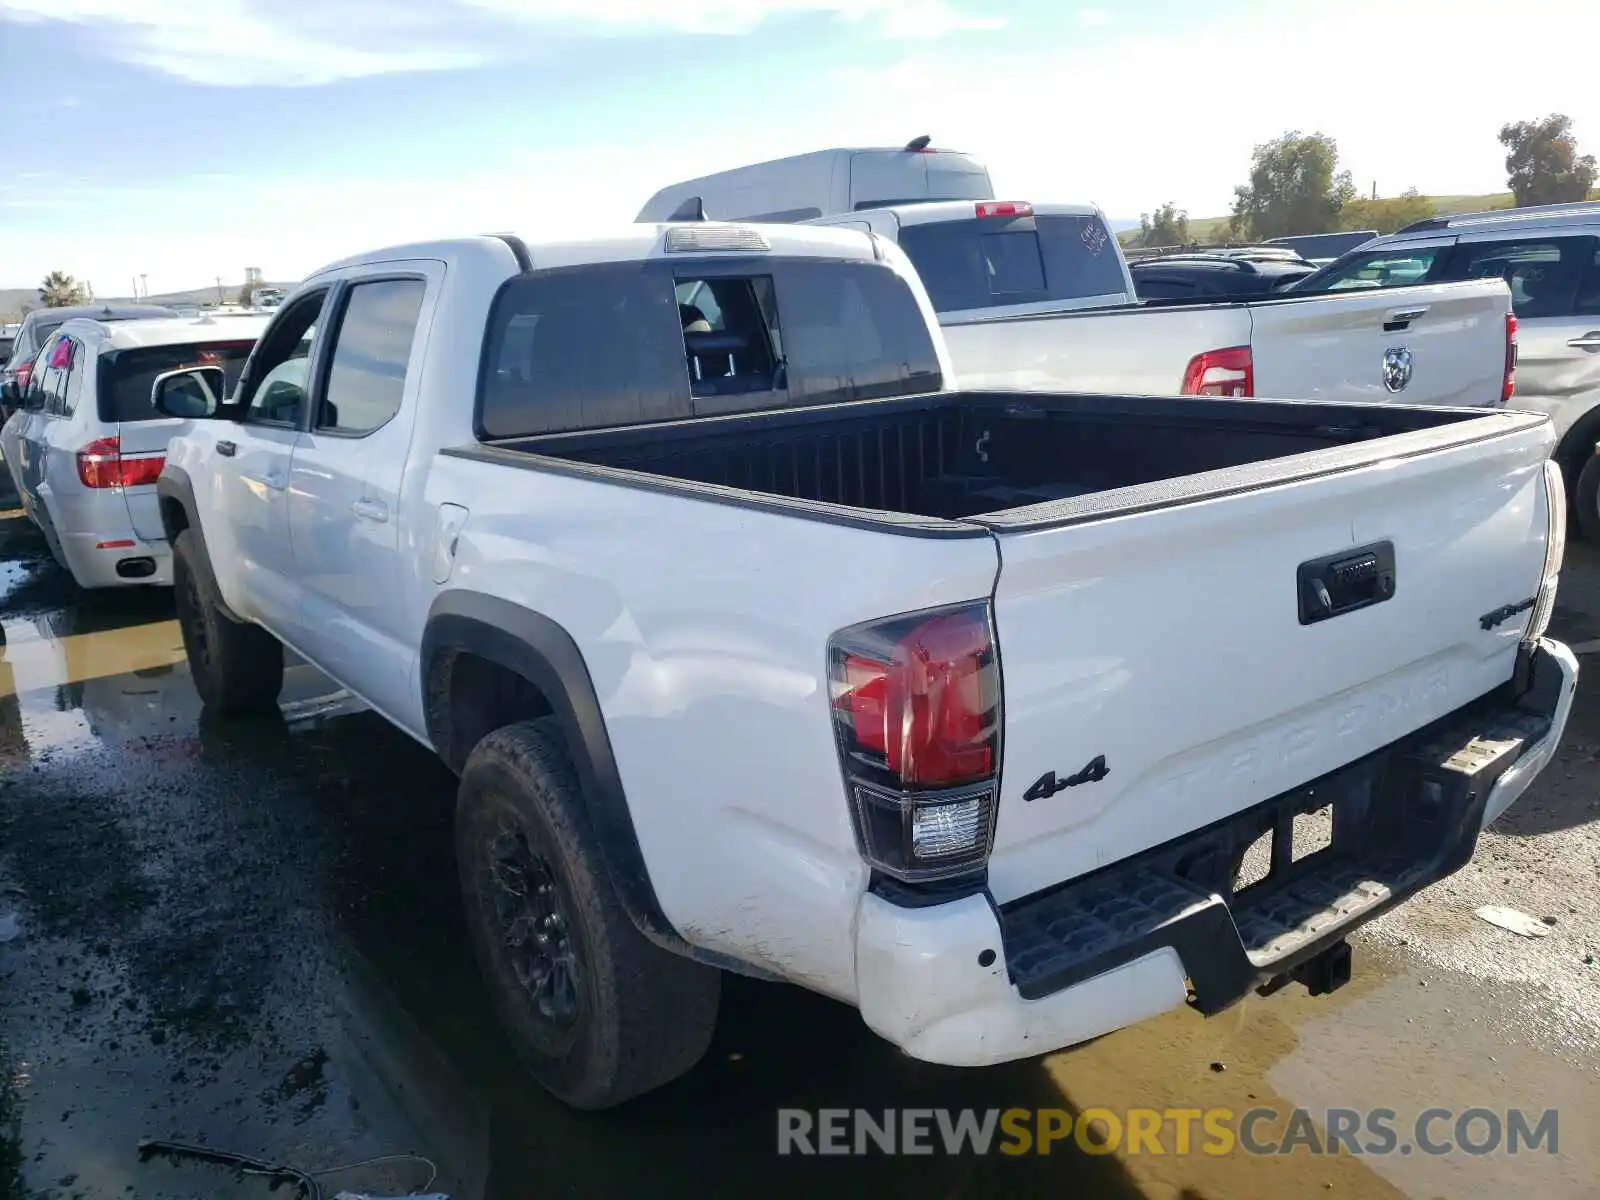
[152,366,225,419]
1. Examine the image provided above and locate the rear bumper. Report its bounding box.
[853,638,1576,1067]
[58,528,172,589]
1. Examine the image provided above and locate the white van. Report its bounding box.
[636,138,993,223]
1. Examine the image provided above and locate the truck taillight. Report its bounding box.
[1181,346,1254,398]
[975,201,1032,219]
[1502,313,1518,404]
[829,602,1001,882]
[1526,458,1565,643]
[77,436,163,489]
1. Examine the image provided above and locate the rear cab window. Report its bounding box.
[98,340,256,423]
[478,258,944,439]
[895,213,1127,313]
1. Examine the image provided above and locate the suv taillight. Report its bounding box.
[828,602,1001,882]
[13,361,33,389]
[1502,313,1518,404]
[77,436,163,489]
[1181,346,1254,397]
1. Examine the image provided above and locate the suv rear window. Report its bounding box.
[478,258,943,439]
[98,340,256,423]
[895,214,1127,312]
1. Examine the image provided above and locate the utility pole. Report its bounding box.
[132,277,139,300]
[1371,180,1377,200]
[140,273,148,301]
[215,276,224,306]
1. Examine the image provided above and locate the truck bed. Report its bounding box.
[463,391,1512,528]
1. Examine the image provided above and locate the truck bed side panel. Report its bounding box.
[420,453,999,1002]
[941,304,1251,395]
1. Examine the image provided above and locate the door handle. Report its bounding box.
[262,472,287,491]
[351,498,389,523]
[1383,306,1428,332]
[216,440,236,457]
[1569,333,1600,350]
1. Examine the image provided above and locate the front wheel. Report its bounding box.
[172,528,284,715]
[456,719,720,1109]
[1574,454,1600,545]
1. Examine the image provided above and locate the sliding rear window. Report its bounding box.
[895,214,1127,312]
[477,258,944,439]
[98,340,256,423]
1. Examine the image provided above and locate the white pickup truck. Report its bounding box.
[799,200,1519,406]
[153,222,1575,1111]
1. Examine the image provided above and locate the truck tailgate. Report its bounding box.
[1248,279,1512,408]
[982,415,1553,905]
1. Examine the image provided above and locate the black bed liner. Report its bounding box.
[444,390,1547,537]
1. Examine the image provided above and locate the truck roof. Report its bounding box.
[307,224,885,280]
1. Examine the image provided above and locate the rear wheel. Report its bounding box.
[456,719,719,1109]
[1574,454,1600,545]
[172,528,283,715]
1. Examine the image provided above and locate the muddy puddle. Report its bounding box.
[2,510,1596,1199]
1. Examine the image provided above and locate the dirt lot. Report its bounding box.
[0,506,1596,1199]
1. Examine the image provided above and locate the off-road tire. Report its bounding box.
[456,718,720,1109]
[1574,454,1600,545]
[172,528,284,715]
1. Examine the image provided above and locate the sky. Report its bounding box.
[0,0,1595,297]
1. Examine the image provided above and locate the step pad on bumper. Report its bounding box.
[1001,689,1554,1015]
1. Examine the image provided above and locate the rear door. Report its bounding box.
[106,336,258,542]
[980,414,1554,904]
[1248,277,1511,406]
[1438,229,1600,447]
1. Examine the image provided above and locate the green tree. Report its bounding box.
[1229,131,1355,240]
[1132,202,1190,248]
[1338,188,1437,235]
[1499,114,1597,207]
[236,281,257,307]
[38,270,86,307]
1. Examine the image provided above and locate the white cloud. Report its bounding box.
[0,0,1001,85]
[1076,8,1109,26]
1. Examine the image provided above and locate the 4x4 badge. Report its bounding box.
[1023,755,1110,801]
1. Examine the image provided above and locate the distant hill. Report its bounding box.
[1,281,299,323]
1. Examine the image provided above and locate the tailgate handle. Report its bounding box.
[1383,306,1428,332]
[1298,541,1396,625]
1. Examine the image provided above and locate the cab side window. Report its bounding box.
[315,279,426,436]
[238,290,327,427]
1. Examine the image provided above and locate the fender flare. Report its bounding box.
[422,591,690,955]
[155,466,244,621]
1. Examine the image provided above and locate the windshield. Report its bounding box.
[895,214,1128,313]
[98,339,256,422]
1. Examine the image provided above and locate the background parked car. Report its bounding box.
[0,303,178,422]
[1291,201,1600,531]
[1,312,267,589]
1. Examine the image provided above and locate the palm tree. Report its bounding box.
[39,271,86,308]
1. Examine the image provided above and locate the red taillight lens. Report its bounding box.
[14,361,33,389]
[830,602,1000,882]
[1181,346,1254,397]
[76,436,164,489]
[1502,313,1518,404]
[975,201,1033,219]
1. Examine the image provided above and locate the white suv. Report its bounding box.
[0,314,268,588]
